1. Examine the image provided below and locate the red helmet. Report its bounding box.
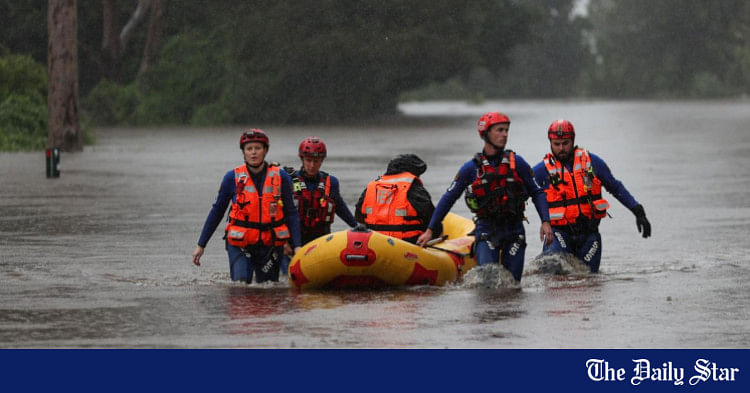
[477,112,511,139]
[239,128,269,149]
[298,136,327,158]
[547,119,575,140]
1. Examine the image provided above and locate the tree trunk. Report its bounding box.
[101,0,122,81]
[48,0,82,152]
[138,0,167,77]
[101,0,152,81]
[120,0,152,47]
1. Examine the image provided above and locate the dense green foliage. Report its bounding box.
[586,0,750,97]
[0,54,47,151]
[497,0,592,97]
[405,0,750,99]
[83,32,232,125]
[2,0,750,140]
[223,0,531,123]
[0,1,47,63]
[82,0,533,125]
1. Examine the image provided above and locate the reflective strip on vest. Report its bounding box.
[361,172,422,240]
[543,148,609,224]
[276,229,289,238]
[545,157,559,176]
[227,164,288,247]
[379,176,415,184]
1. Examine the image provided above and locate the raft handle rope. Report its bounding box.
[420,234,468,257]
[425,234,449,246]
[425,244,469,258]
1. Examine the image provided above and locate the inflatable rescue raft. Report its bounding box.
[288,213,477,290]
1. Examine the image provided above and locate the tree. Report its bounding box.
[218,0,533,122]
[138,0,167,76]
[0,0,47,62]
[587,0,749,97]
[47,0,81,151]
[496,0,593,97]
[85,0,534,125]
[101,0,164,81]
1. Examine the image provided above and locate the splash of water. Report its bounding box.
[458,264,520,289]
[525,253,591,276]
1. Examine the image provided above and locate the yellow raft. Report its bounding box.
[288,213,477,290]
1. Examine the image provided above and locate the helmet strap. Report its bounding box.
[483,133,504,153]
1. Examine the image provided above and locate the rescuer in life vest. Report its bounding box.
[285,136,357,244]
[279,136,358,274]
[355,154,442,244]
[416,112,554,283]
[532,119,651,272]
[191,129,302,283]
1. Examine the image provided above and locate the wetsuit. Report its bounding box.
[428,151,549,282]
[197,163,301,283]
[532,152,639,272]
[288,169,357,245]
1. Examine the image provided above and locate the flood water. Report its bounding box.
[1,100,749,348]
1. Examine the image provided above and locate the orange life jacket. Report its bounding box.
[464,150,527,223]
[543,148,610,226]
[360,172,425,240]
[288,169,336,234]
[225,164,290,247]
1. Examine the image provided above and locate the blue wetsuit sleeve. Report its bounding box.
[532,161,551,190]
[589,153,639,209]
[197,170,235,248]
[515,154,550,222]
[427,160,475,230]
[330,175,357,227]
[280,170,302,248]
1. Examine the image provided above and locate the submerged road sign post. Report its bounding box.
[46,148,60,178]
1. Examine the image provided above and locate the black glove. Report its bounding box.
[631,204,651,238]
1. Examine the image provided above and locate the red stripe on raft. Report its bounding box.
[288,259,309,289]
[405,262,438,285]
[446,238,471,277]
[304,244,318,256]
[339,230,377,266]
[447,253,465,277]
